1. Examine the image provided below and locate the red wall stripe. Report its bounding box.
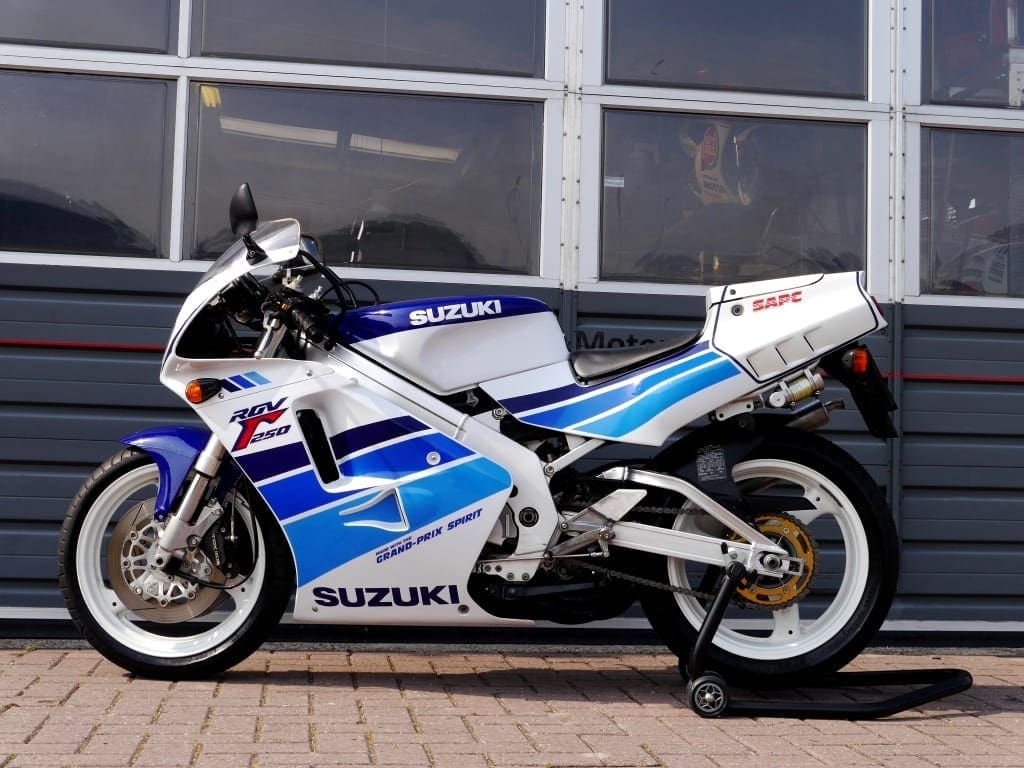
[0,338,165,353]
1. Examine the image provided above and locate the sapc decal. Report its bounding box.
[752,291,802,312]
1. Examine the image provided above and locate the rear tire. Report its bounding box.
[58,448,295,679]
[641,429,899,684]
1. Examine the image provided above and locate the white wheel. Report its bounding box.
[58,449,294,678]
[642,430,898,683]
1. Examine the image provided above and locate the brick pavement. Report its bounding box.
[0,644,1021,768]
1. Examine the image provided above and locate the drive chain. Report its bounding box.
[559,554,762,610]
[556,504,766,610]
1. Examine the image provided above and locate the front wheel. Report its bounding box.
[57,448,295,679]
[641,429,899,684]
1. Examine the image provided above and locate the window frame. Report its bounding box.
[903,0,1024,307]
[575,0,893,302]
[0,0,566,288]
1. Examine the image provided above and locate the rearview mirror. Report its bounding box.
[229,183,259,237]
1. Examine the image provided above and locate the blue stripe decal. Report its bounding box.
[284,456,512,585]
[220,379,241,393]
[259,435,476,520]
[236,442,310,483]
[329,416,425,459]
[521,349,721,430]
[259,469,362,521]
[244,371,271,385]
[229,375,255,389]
[571,357,742,437]
[500,342,710,413]
[338,434,474,478]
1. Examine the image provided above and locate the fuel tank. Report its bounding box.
[331,296,569,395]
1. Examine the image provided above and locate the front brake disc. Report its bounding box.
[106,499,225,622]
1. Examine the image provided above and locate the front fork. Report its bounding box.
[151,434,228,566]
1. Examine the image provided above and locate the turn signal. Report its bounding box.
[844,348,870,375]
[185,378,222,404]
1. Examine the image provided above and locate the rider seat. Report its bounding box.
[569,331,702,383]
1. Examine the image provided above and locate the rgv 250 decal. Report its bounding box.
[230,397,290,451]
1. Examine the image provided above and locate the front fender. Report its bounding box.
[121,426,210,518]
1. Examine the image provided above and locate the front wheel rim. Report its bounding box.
[667,458,871,661]
[74,464,267,660]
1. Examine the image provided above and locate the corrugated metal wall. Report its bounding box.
[4,263,1022,624]
[896,304,1024,621]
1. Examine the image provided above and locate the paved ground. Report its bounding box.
[0,642,1021,768]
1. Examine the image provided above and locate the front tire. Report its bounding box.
[57,448,295,679]
[641,429,899,684]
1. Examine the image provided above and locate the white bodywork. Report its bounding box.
[159,219,886,626]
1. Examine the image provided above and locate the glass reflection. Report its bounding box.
[922,128,1024,296]
[601,111,865,284]
[0,70,169,256]
[924,1,1024,107]
[196,0,543,77]
[189,84,541,274]
[0,0,173,53]
[606,0,866,98]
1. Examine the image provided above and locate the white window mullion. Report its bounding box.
[540,96,569,281]
[167,74,190,262]
[869,0,896,106]
[581,0,604,88]
[902,121,922,299]
[868,118,895,302]
[177,0,192,59]
[577,100,602,287]
[903,0,924,109]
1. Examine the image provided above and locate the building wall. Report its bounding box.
[3,2,1024,627]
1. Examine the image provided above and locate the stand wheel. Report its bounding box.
[687,673,730,718]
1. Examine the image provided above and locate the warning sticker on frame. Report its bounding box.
[696,444,728,482]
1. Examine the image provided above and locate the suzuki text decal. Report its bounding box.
[312,584,460,608]
[408,299,502,326]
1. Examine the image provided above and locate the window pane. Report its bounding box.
[924,0,1024,107]
[195,0,544,77]
[0,71,170,257]
[601,111,865,284]
[0,0,174,53]
[606,0,867,98]
[188,84,542,275]
[921,128,1024,296]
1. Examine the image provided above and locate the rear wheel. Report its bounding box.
[58,448,295,679]
[641,429,899,684]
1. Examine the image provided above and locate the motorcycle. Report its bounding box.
[57,184,900,683]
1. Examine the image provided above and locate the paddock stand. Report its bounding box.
[682,562,974,719]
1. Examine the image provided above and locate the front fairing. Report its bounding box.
[163,218,301,366]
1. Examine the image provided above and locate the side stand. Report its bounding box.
[681,563,974,719]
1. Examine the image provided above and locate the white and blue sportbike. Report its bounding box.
[58,184,900,684]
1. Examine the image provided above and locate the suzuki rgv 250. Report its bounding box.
[58,184,900,682]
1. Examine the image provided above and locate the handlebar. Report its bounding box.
[283,301,325,345]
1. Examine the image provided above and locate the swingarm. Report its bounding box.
[545,467,801,581]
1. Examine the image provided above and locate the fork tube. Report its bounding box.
[157,434,227,556]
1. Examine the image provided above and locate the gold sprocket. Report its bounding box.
[732,511,817,610]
